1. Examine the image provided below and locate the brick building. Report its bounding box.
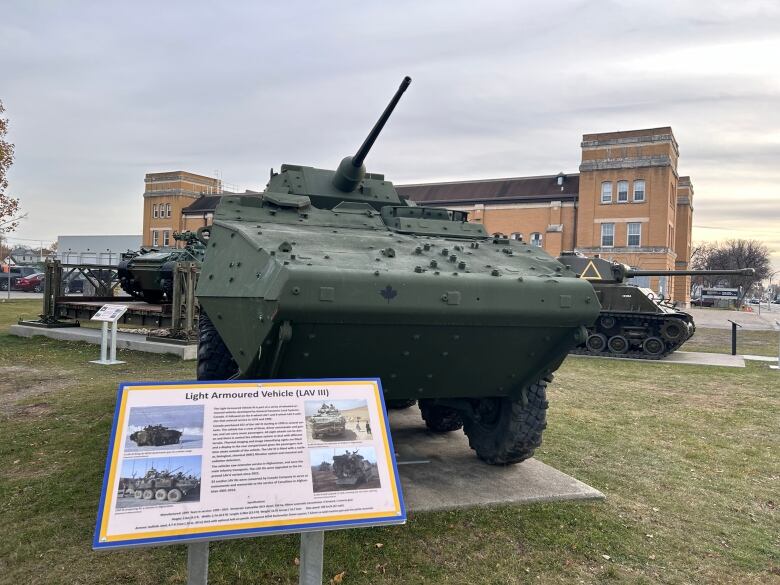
[140,127,695,302]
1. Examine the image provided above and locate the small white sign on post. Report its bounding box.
[90,304,128,365]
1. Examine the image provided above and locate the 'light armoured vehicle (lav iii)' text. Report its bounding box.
[332,450,375,486]
[310,403,347,439]
[118,231,205,303]
[195,77,601,464]
[558,253,755,359]
[129,424,183,447]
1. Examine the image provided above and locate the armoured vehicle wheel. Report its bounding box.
[600,316,617,330]
[386,399,417,410]
[197,312,239,381]
[462,379,549,465]
[607,335,629,354]
[419,400,463,432]
[586,333,607,352]
[155,489,168,501]
[660,321,684,342]
[642,336,665,356]
[167,488,183,502]
[143,489,154,500]
[134,490,143,499]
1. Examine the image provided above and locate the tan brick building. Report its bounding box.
[140,127,695,302]
[397,127,694,303]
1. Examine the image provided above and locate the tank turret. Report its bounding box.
[557,253,755,359]
[195,78,601,465]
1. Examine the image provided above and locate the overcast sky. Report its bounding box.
[1,1,778,271]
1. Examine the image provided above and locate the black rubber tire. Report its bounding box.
[155,489,168,501]
[419,400,464,432]
[642,336,665,356]
[660,321,684,342]
[462,378,549,465]
[600,315,617,330]
[386,399,417,410]
[197,311,239,381]
[167,488,183,503]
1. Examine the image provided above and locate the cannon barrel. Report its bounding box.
[332,76,412,192]
[353,76,411,167]
[624,268,755,278]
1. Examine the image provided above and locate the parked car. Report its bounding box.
[64,276,85,294]
[16,272,46,292]
[0,266,38,290]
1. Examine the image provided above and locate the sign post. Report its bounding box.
[90,304,128,365]
[771,320,780,371]
[94,378,405,585]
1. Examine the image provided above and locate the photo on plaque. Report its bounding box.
[304,399,373,444]
[124,404,204,452]
[116,455,202,508]
[309,447,381,493]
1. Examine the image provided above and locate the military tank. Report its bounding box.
[310,403,347,439]
[332,450,375,486]
[558,253,755,359]
[195,77,600,464]
[124,467,200,502]
[129,424,183,447]
[118,231,205,303]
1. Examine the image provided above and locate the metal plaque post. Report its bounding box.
[90,304,127,365]
[299,531,325,585]
[187,542,209,585]
[727,319,741,356]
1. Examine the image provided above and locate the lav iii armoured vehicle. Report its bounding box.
[310,403,347,439]
[118,231,205,303]
[195,77,600,464]
[332,450,375,486]
[125,467,200,502]
[129,424,183,447]
[558,253,754,359]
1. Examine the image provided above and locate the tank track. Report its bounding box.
[570,312,693,361]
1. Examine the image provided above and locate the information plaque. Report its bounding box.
[94,378,405,549]
[91,304,129,322]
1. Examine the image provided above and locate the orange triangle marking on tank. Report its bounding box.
[580,260,603,280]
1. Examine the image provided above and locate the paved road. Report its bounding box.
[687,307,780,331]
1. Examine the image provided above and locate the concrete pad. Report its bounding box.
[742,354,780,363]
[10,324,197,360]
[570,350,744,368]
[389,406,603,513]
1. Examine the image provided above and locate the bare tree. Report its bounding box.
[690,239,768,304]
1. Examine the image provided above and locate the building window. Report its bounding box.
[601,223,614,247]
[510,232,523,241]
[163,231,170,247]
[633,180,645,202]
[152,204,158,218]
[530,232,542,247]
[601,182,612,204]
[166,203,172,218]
[627,222,641,247]
[617,180,628,202]
[152,230,159,247]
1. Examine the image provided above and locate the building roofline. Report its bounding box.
[398,171,579,189]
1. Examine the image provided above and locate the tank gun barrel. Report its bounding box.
[353,76,411,167]
[332,76,411,192]
[624,268,755,278]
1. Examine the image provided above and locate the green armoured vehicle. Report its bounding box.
[332,450,375,486]
[129,424,183,447]
[310,403,347,439]
[124,467,200,503]
[118,232,205,303]
[195,77,600,464]
[558,253,754,359]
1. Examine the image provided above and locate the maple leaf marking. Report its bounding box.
[380,285,398,303]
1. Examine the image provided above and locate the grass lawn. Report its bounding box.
[682,327,780,358]
[1,299,778,584]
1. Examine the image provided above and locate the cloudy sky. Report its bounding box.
[1,1,778,271]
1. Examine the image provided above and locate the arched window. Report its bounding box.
[510,232,523,241]
[530,232,543,247]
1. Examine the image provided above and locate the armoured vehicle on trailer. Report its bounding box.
[332,450,375,486]
[195,77,600,464]
[118,231,205,303]
[129,424,183,447]
[558,253,754,359]
[310,403,347,439]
